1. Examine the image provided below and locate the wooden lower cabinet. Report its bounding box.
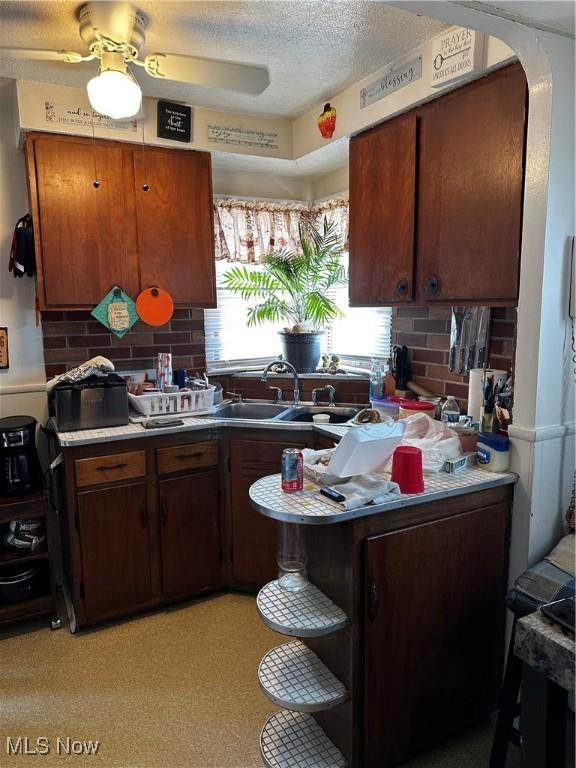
[229,437,308,588]
[159,470,220,600]
[77,482,153,623]
[363,502,510,766]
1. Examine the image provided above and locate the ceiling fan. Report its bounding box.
[0,2,270,119]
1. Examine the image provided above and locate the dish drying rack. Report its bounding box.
[128,386,216,417]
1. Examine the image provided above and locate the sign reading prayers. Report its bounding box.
[157,101,192,143]
[360,57,422,109]
[430,28,483,87]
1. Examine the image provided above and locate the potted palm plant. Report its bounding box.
[222,218,346,372]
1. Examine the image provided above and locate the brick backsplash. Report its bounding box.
[391,306,516,411]
[41,309,206,379]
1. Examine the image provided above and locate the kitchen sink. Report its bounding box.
[208,402,290,420]
[275,406,360,424]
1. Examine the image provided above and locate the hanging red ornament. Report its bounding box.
[317,103,337,139]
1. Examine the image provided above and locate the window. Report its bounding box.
[204,255,392,369]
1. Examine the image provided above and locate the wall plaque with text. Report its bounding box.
[157,101,192,143]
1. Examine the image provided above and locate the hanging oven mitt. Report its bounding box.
[8,214,35,278]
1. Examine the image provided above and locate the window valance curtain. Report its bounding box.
[213,196,349,263]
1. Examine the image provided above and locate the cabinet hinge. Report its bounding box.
[227,454,231,473]
[79,581,85,599]
[74,513,79,532]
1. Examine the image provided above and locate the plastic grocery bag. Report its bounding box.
[397,413,462,473]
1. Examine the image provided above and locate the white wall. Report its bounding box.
[212,167,312,201]
[0,78,47,425]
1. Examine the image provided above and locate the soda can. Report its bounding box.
[281,448,303,493]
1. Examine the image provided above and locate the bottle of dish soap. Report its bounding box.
[441,396,460,425]
[369,359,383,401]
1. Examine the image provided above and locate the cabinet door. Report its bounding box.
[159,470,221,599]
[77,482,153,622]
[349,111,417,305]
[133,147,216,305]
[364,503,509,767]
[416,64,526,303]
[29,135,139,307]
[230,439,307,588]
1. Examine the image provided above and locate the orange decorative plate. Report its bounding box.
[136,287,174,327]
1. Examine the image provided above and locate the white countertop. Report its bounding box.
[53,414,350,447]
[249,467,517,525]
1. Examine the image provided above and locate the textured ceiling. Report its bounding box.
[0,1,447,118]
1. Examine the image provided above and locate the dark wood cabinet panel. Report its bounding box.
[349,111,417,305]
[416,65,526,303]
[159,470,221,599]
[26,133,216,309]
[364,502,510,767]
[29,135,139,307]
[77,482,153,622]
[133,147,216,306]
[230,439,306,588]
[348,64,526,307]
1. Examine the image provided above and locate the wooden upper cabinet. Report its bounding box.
[349,111,417,305]
[416,64,526,303]
[28,135,139,307]
[25,133,216,309]
[133,147,216,306]
[348,63,527,307]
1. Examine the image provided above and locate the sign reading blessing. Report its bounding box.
[360,57,422,109]
[157,100,192,142]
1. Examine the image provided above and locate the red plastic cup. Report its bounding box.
[391,446,424,494]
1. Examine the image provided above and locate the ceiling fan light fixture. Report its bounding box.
[87,52,142,120]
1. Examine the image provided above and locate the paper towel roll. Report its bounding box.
[467,368,507,422]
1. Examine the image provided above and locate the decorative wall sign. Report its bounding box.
[45,101,137,131]
[430,28,484,87]
[0,327,8,369]
[207,124,280,150]
[360,57,422,109]
[157,100,192,143]
[91,286,138,338]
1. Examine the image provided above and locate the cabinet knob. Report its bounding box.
[142,184,150,192]
[424,275,440,295]
[395,278,409,296]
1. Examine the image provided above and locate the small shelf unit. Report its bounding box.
[260,709,346,768]
[257,580,349,637]
[259,640,349,712]
[0,490,57,628]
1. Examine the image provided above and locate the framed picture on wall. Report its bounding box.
[0,327,9,369]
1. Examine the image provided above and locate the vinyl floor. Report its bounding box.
[1,592,524,768]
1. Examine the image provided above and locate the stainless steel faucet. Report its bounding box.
[311,384,336,406]
[262,360,300,405]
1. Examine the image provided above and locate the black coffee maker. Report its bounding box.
[0,416,42,496]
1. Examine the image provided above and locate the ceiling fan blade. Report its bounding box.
[144,53,269,95]
[0,48,90,64]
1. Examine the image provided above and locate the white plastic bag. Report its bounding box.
[397,413,462,473]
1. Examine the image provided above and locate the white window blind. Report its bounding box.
[204,256,392,367]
